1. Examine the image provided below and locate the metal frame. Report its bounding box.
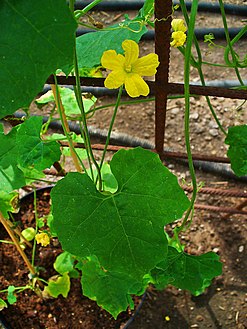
[46,0,247,215]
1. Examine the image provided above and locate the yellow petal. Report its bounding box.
[122,40,139,68]
[101,50,125,70]
[132,53,159,76]
[104,70,126,89]
[125,73,149,98]
[170,31,187,47]
[35,232,50,247]
[171,19,187,32]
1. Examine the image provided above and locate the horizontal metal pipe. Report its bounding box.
[42,79,247,98]
[46,76,247,100]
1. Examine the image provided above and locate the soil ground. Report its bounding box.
[1,2,247,329]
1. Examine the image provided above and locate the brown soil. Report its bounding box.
[0,188,137,329]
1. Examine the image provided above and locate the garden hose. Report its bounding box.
[74,1,247,16]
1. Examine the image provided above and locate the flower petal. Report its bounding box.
[132,53,159,76]
[101,50,125,70]
[122,40,139,68]
[104,70,126,89]
[124,73,150,98]
[170,31,187,47]
[171,19,187,32]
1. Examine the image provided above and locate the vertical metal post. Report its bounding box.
[154,0,173,155]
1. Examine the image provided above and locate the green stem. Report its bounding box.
[99,85,123,172]
[197,66,227,135]
[74,0,103,19]
[31,188,38,268]
[0,240,15,244]
[51,80,85,172]
[0,286,31,294]
[180,0,227,136]
[73,43,102,188]
[218,0,244,85]
[177,0,198,234]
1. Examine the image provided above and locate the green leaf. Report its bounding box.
[87,163,118,193]
[21,227,36,242]
[0,191,19,218]
[75,21,147,70]
[16,116,61,171]
[0,125,26,193]
[0,298,7,311]
[151,247,222,296]
[51,147,189,279]
[36,87,97,116]
[81,257,147,319]
[225,125,247,177]
[0,0,77,119]
[138,0,154,19]
[7,286,17,305]
[62,147,87,160]
[54,252,79,278]
[18,166,46,185]
[44,132,84,143]
[44,273,70,298]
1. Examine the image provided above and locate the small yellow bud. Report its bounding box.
[35,232,50,247]
[165,315,170,321]
[170,31,187,47]
[171,19,187,32]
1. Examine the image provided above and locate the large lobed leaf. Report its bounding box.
[0,0,77,119]
[225,125,247,177]
[151,246,222,295]
[51,147,190,279]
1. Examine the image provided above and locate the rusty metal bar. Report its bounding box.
[194,204,247,215]
[167,82,247,100]
[222,199,247,219]
[154,0,172,155]
[46,76,247,100]
[58,141,231,163]
[183,186,247,198]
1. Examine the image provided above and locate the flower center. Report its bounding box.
[124,64,132,73]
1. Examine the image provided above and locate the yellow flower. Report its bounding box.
[171,19,187,33]
[101,39,159,98]
[171,31,187,48]
[35,232,50,247]
[171,18,187,47]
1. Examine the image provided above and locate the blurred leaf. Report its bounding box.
[54,252,79,278]
[36,87,97,116]
[44,273,70,298]
[0,125,26,193]
[0,191,19,218]
[21,227,36,242]
[0,298,7,311]
[16,116,61,171]
[7,286,17,305]
[225,125,247,176]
